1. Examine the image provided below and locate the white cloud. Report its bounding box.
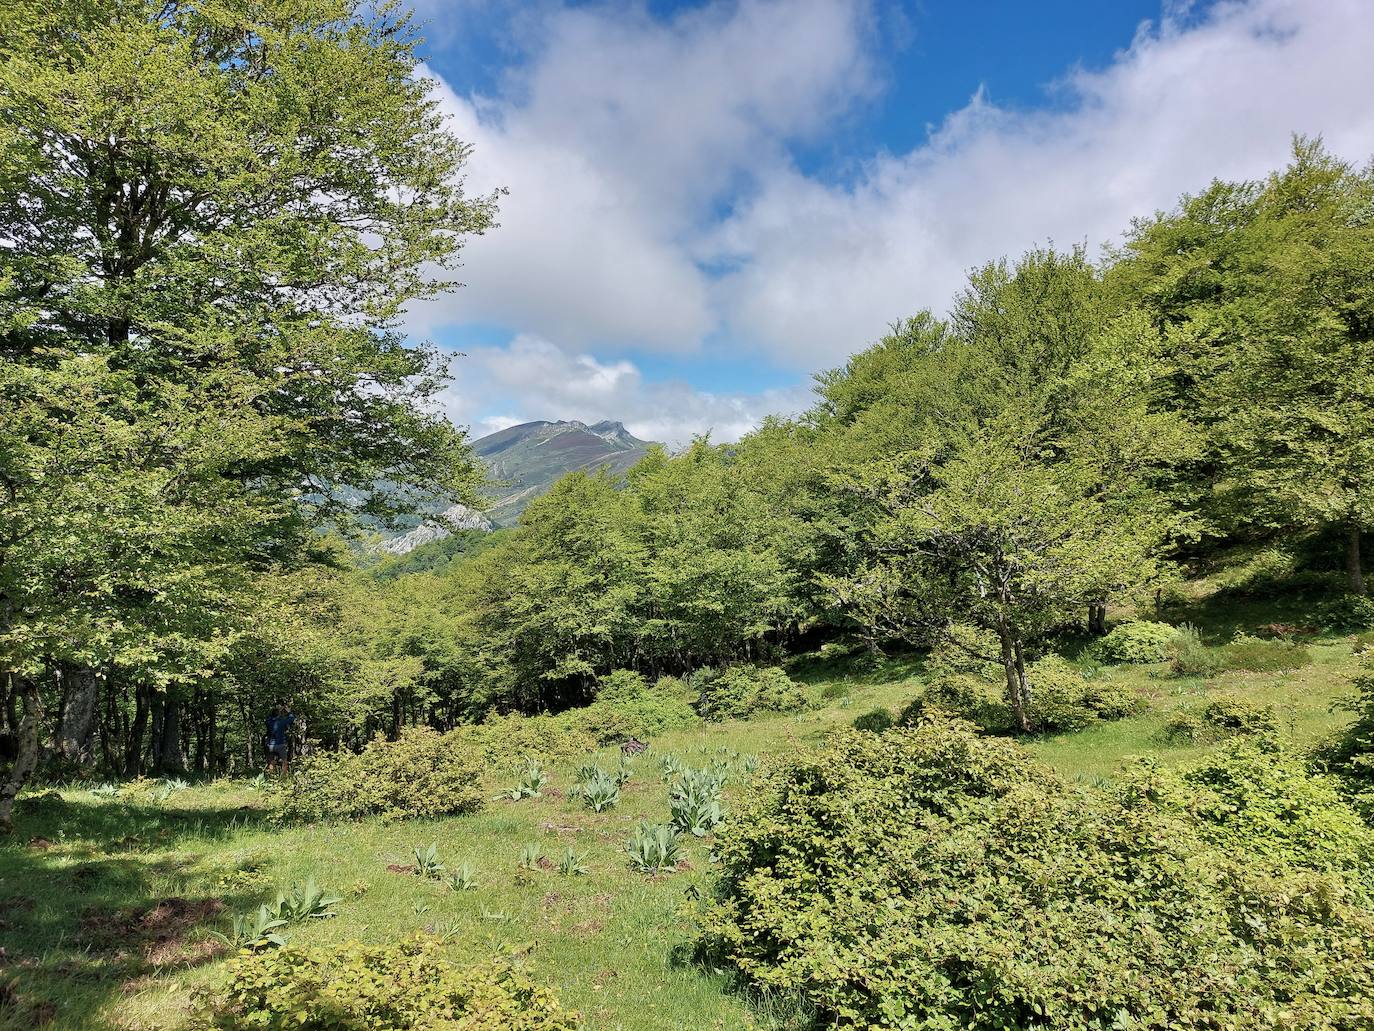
[407,0,875,350]
[440,336,812,447]
[415,0,1374,439]
[711,0,1374,366]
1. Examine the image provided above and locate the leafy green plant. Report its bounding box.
[211,906,288,950]
[1098,620,1179,663]
[852,707,894,734]
[1165,623,1224,677]
[282,728,485,823]
[1218,633,1312,672]
[518,842,543,871]
[269,877,341,923]
[447,864,478,892]
[89,782,121,799]
[198,935,579,1029]
[625,821,683,873]
[499,758,548,801]
[153,777,190,802]
[696,665,809,721]
[576,767,620,812]
[659,754,686,781]
[669,767,724,837]
[412,843,445,879]
[557,848,588,876]
[615,756,635,786]
[1161,697,1280,744]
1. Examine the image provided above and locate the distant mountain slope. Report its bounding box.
[373,419,657,555]
[475,420,656,525]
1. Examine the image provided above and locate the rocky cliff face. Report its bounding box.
[375,419,657,555]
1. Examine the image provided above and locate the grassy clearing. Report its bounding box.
[1,604,1366,1031]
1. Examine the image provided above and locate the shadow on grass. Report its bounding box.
[0,793,275,1029]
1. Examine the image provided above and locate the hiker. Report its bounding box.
[265,702,296,775]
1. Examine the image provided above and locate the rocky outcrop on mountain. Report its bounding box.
[375,504,493,555]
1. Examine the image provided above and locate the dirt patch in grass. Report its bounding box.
[76,897,225,970]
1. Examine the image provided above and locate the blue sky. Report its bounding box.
[400,0,1374,445]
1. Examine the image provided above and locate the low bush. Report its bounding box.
[1160,697,1279,744]
[1214,545,1300,594]
[1218,633,1313,673]
[1126,739,1374,881]
[196,934,578,1030]
[852,707,895,734]
[696,665,809,722]
[1323,668,1374,818]
[1313,594,1374,632]
[563,692,699,744]
[1097,620,1178,663]
[281,728,484,823]
[596,668,649,702]
[459,713,595,768]
[695,718,1374,1030]
[1165,623,1225,677]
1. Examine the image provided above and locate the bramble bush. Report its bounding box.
[562,693,698,745]
[696,665,809,721]
[1097,620,1178,663]
[281,728,485,823]
[695,717,1374,1029]
[195,934,579,1030]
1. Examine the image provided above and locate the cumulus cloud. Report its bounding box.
[417,0,1374,436]
[710,0,1374,366]
[440,336,813,447]
[408,0,875,350]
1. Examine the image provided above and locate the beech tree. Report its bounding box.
[0,0,496,827]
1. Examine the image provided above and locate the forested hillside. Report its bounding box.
[2,1,1374,1029]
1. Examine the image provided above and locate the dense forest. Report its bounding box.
[3,2,1374,1029]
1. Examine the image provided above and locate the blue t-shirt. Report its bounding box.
[266,713,295,749]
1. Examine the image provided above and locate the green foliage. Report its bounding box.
[668,768,725,837]
[282,728,484,824]
[563,694,699,746]
[1161,697,1280,743]
[557,848,588,877]
[412,844,445,880]
[625,822,683,874]
[499,759,549,801]
[696,718,1374,1029]
[269,878,341,923]
[696,665,808,722]
[1314,594,1374,632]
[461,714,596,769]
[1220,633,1314,672]
[1098,620,1179,663]
[1214,546,1302,594]
[576,768,620,813]
[852,707,895,733]
[447,864,478,893]
[1164,623,1224,677]
[597,669,649,702]
[519,843,543,871]
[197,935,579,1030]
[211,906,289,951]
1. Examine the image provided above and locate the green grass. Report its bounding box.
[1,604,1366,1030]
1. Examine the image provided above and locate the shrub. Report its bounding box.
[1214,546,1300,594]
[696,665,808,722]
[596,668,648,702]
[1160,697,1280,744]
[1314,594,1374,632]
[196,934,578,1030]
[1098,620,1178,663]
[1165,623,1225,678]
[459,713,595,768]
[1218,633,1313,672]
[1126,739,1374,881]
[1323,669,1374,818]
[695,719,1374,1030]
[852,707,895,734]
[282,729,484,823]
[563,693,698,745]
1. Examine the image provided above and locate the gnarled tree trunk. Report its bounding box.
[0,676,43,833]
[56,666,100,765]
[995,613,1033,733]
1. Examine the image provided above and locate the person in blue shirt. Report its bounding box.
[265,702,296,775]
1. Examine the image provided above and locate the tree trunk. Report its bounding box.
[1087,602,1107,636]
[126,683,149,776]
[56,666,101,765]
[0,677,43,833]
[158,696,185,773]
[995,614,1033,734]
[1348,524,1366,596]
